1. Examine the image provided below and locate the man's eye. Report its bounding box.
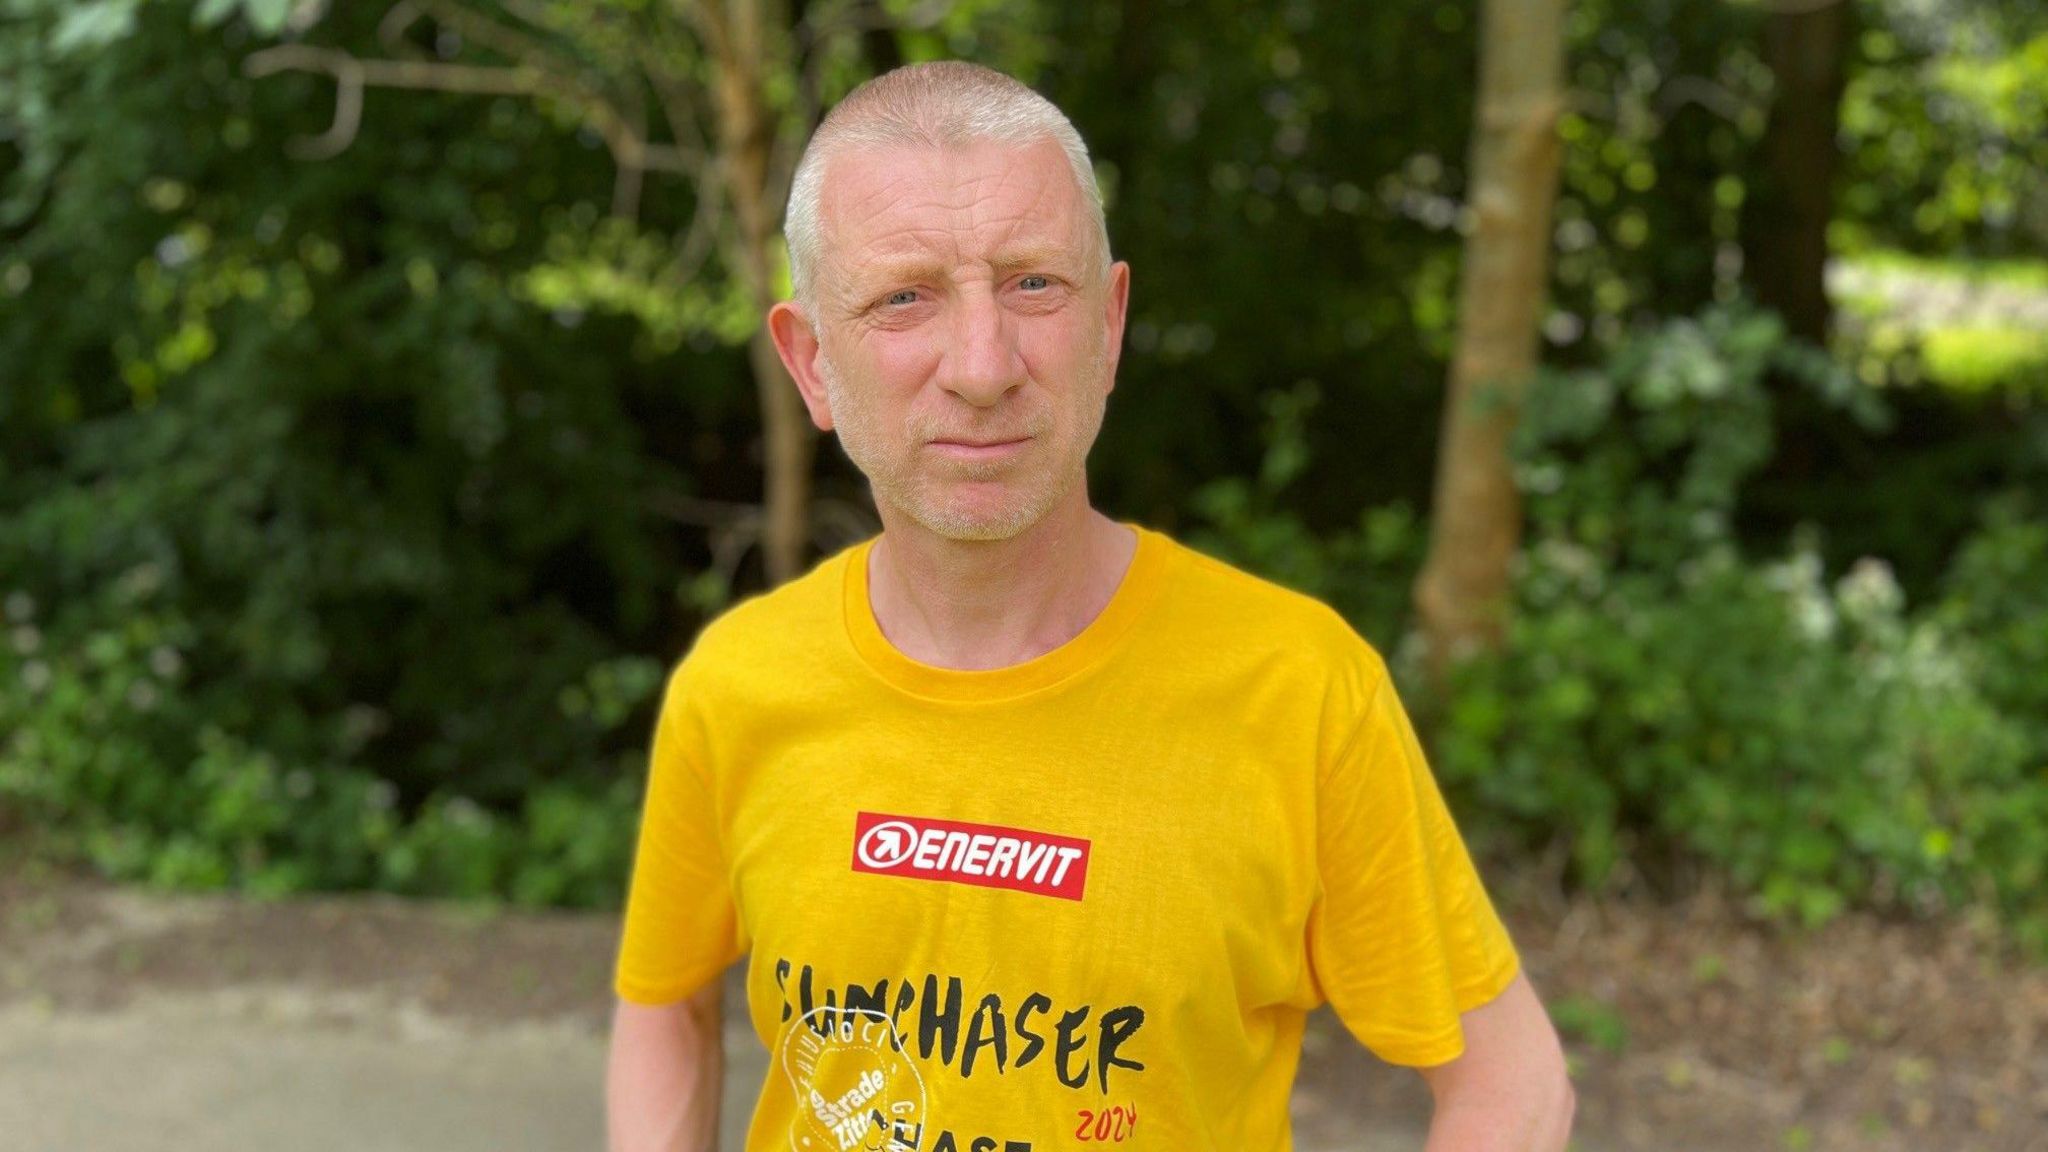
[1018,275,1051,291]
[883,289,918,306]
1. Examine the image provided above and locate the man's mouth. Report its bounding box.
[928,436,1031,459]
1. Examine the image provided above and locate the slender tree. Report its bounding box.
[1413,0,1568,684]
[247,0,935,584]
[1742,0,1853,344]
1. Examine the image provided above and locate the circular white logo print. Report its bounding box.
[856,821,919,869]
[781,1007,928,1152]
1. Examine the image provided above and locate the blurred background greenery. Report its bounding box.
[1,0,2043,958]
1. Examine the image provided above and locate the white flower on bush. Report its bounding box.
[1515,538,1608,611]
[19,660,51,694]
[1836,557,1905,625]
[3,592,33,623]
[1794,597,1837,642]
[366,780,399,812]
[1639,319,1732,404]
[127,680,159,712]
[1865,620,1975,696]
[1532,538,1603,594]
[9,625,38,655]
[1765,549,1836,642]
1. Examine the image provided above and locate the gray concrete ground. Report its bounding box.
[0,972,1435,1152]
[7,862,2034,1150]
[0,877,1431,1152]
[0,972,764,1152]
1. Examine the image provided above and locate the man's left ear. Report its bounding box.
[1103,260,1131,389]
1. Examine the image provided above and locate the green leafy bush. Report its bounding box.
[1184,380,1426,650]
[1427,304,2048,950]
[0,573,655,907]
[1937,492,2048,768]
[1437,540,2042,937]
[1840,19,2048,256]
[0,3,711,907]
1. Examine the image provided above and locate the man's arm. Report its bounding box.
[1415,971,1575,1152]
[606,978,726,1152]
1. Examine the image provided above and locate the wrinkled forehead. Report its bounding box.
[815,138,1096,296]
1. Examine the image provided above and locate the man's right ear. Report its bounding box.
[767,302,835,433]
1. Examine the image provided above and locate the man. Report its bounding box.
[607,60,1573,1152]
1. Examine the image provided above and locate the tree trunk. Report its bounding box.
[1743,0,1852,344]
[749,323,816,583]
[1413,0,1567,686]
[701,0,817,585]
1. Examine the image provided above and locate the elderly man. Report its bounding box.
[607,60,1573,1152]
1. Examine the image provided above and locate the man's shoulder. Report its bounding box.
[1151,530,1391,685]
[673,538,858,679]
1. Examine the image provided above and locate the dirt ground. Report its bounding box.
[1,852,2042,1152]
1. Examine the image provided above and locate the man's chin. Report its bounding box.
[875,462,1083,543]
[911,509,1036,543]
[899,490,1049,543]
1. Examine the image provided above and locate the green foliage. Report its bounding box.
[1550,994,1630,1056]
[194,0,298,37]
[1183,380,1426,651]
[1937,493,2048,769]
[1544,0,1776,336]
[1917,326,2048,395]
[0,1,711,905]
[1834,250,2048,398]
[516,213,759,353]
[1514,304,1882,571]
[3,0,2044,941]
[1840,10,2048,257]
[1428,305,2048,951]
[0,573,654,907]
[1842,248,2048,293]
[1439,539,2043,938]
[1040,0,1486,518]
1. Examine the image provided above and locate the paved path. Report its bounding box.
[0,973,1431,1152]
[6,862,2031,1150]
[0,976,769,1152]
[0,879,1431,1152]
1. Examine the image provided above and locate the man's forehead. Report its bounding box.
[819,139,1090,274]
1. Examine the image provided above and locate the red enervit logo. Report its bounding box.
[852,811,1091,901]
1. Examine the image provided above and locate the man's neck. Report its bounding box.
[866,495,1139,672]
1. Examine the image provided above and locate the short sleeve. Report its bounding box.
[1305,666,1520,1066]
[612,662,745,1005]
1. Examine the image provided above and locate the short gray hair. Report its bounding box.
[783,60,1111,313]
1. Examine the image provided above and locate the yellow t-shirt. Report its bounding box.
[614,522,1519,1152]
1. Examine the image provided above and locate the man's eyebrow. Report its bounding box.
[850,245,1084,289]
[988,243,1084,274]
[850,255,952,289]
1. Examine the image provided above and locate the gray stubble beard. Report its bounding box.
[818,339,1109,543]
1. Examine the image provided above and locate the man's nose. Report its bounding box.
[935,287,1025,407]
